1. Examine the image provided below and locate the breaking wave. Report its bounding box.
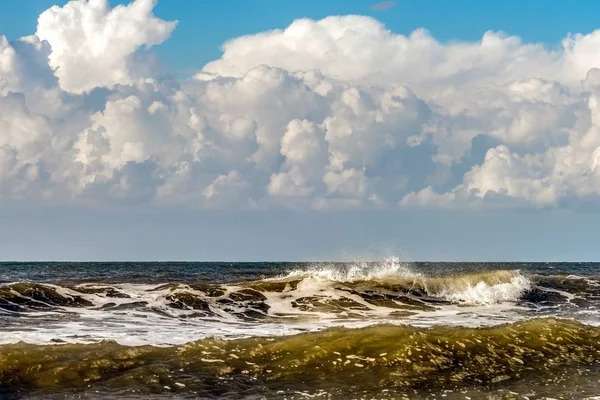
[4,259,600,347]
[283,257,420,281]
[0,268,531,320]
[4,260,589,347]
[281,260,531,305]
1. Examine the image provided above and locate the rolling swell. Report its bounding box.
[1,319,600,398]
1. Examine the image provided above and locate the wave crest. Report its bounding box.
[283,257,419,281]
[280,260,530,305]
[421,271,532,305]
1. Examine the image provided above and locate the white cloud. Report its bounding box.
[268,119,326,198]
[36,0,176,93]
[201,16,600,93]
[4,2,600,210]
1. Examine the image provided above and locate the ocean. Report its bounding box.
[1,260,600,399]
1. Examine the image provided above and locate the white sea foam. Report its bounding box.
[428,273,532,305]
[282,257,420,282]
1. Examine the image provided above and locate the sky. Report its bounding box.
[5,0,600,73]
[3,0,600,261]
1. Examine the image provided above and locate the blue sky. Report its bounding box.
[2,207,599,262]
[4,0,600,261]
[4,0,600,73]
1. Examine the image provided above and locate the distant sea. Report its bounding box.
[1,260,600,399]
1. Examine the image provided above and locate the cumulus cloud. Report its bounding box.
[4,1,600,210]
[36,0,176,93]
[203,17,567,93]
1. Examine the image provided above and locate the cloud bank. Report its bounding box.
[3,0,600,210]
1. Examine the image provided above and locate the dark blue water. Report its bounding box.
[1,261,598,284]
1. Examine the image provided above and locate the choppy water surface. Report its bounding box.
[2,260,600,399]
